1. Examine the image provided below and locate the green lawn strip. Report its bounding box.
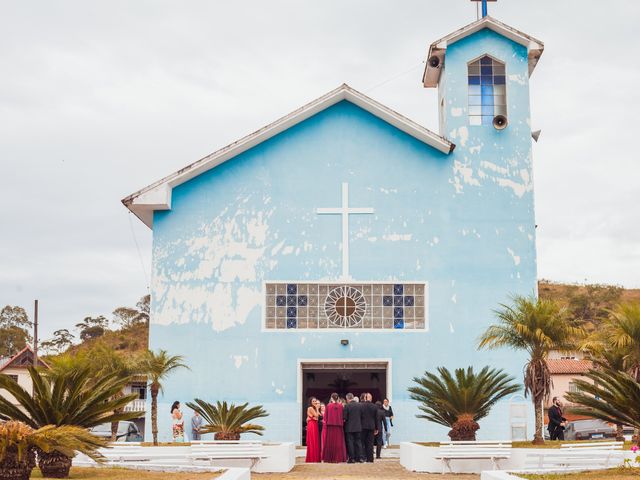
[520,467,640,479]
[414,441,634,449]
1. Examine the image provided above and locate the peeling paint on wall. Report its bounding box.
[507,248,521,266]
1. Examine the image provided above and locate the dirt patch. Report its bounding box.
[31,466,222,479]
[253,458,478,479]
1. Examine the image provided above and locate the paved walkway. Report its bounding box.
[254,458,480,479]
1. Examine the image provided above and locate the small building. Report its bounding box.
[547,353,593,410]
[0,346,49,405]
[123,375,148,436]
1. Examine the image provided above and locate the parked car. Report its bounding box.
[563,419,615,441]
[89,421,143,442]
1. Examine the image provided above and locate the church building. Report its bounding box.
[124,9,544,443]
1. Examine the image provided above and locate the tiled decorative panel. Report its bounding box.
[264,283,427,330]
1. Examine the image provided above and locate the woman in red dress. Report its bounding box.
[305,397,321,463]
[322,392,347,463]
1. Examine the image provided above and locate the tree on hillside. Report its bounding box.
[47,342,146,441]
[566,284,623,330]
[0,305,32,356]
[75,315,109,341]
[40,329,75,355]
[141,350,189,445]
[112,294,150,329]
[91,344,146,441]
[478,295,581,444]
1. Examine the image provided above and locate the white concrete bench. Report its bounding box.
[524,448,624,472]
[434,441,512,474]
[560,441,623,451]
[188,441,266,468]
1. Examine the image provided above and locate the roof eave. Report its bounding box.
[123,84,455,229]
[423,16,544,88]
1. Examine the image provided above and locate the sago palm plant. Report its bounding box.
[565,368,640,444]
[580,337,628,441]
[48,344,147,442]
[141,349,189,445]
[0,421,105,480]
[186,399,269,440]
[408,366,520,441]
[478,295,581,444]
[0,367,139,478]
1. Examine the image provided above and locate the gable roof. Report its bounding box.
[0,345,49,372]
[547,359,593,375]
[423,16,544,88]
[123,84,455,228]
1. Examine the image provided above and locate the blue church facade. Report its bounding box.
[124,15,544,443]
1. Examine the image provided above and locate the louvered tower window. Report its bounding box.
[468,55,507,126]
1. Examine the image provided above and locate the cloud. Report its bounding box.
[1,0,639,337]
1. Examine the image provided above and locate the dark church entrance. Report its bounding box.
[300,361,388,445]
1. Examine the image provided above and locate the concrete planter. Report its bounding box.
[400,442,631,474]
[253,442,296,473]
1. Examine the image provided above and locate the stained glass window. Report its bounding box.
[468,55,507,126]
[265,283,427,330]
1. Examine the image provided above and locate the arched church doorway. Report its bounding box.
[299,360,389,446]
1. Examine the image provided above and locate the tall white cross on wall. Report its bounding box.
[317,182,375,280]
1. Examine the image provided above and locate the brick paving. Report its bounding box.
[253,458,479,479]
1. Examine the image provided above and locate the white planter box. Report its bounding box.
[481,472,526,480]
[401,442,631,474]
[253,442,295,473]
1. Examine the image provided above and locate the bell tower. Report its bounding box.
[422,13,544,143]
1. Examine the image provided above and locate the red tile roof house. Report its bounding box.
[0,345,49,405]
[545,353,594,423]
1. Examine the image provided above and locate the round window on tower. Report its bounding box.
[324,286,367,328]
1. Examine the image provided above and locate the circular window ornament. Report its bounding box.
[324,286,367,328]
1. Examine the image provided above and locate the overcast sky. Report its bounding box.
[2,0,639,339]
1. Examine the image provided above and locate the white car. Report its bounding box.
[89,421,143,442]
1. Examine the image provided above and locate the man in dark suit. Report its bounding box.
[360,392,378,462]
[547,397,567,440]
[343,393,364,463]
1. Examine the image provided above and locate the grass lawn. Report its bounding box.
[520,467,640,479]
[31,467,222,479]
[416,440,635,449]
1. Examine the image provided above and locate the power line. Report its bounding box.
[364,62,424,94]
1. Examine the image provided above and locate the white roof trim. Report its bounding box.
[123,83,455,228]
[423,16,544,87]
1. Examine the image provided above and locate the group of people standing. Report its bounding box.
[170,401,204,442]
[305,392,394,464]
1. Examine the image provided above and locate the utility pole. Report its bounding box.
[33,300,38,367]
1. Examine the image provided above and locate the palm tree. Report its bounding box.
[186,399,269,440]
[478,295,581,444]
[579,302,640,441]
[600,302,640,380]
[0,367,140,478]
[0,421,106,480]
[580,337,628,441]
[565,368,640,445]
[408,366,520,441]
[141,349,189,445]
